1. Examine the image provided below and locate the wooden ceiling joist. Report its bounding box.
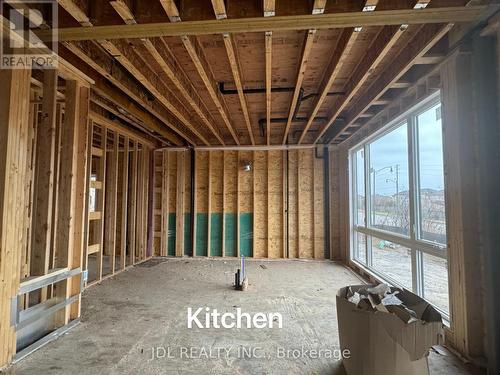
[89,109,156,148]
[297,26,360,144]
[329,22,452,143]
[282,0,326,144]
[60,42,188,145]
[58,0,212,146]
[298,0,390,144]
[45,6,492,41]
[210,0,255,145]
[108,0,225,145]
[313,30,404,142]
[312,0,433,144]
[221,33,256,145]
[99,39,212,145]
[282,30,316,145]
[160,0,241,145]
[264,0,275,145]
[211,0,227,19]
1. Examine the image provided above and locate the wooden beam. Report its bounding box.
[136,148,144,261]
[58,0,209,146]
[265,32,272,145]
[46,6,492,41]
[300,0,384,144]
[330,23,451,142]
[57,0,92,26]
[89,111,155,148]
[30,70,57,298]
[175,151,185,257]
[104,131,119,274]
[109,0,136,25]
[283,0,328,144]
[128,141,138,264]
[0,68,31,368]
[61,43,187,145]
[50,104,63,274]
[159,1,240,144]
[91,96,161,145]
[99,39,211,146]
[119,136,129,269]
[96,125,107,280]
[264,0,275,145]
[161,151,169,256]
[89,211,101,220]
[109,1,225,144]
[282,30,316,144]
[211,0,227,19]
[266,152,270,257]
[222,34,256,145]
[313,21,404,142]
[211,0,255,144]
[55,80,82,325]
[298,27,358,143]
[142,38,224,144]
[264,0,276,16]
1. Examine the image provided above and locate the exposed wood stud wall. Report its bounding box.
[0,68,32,367]
[154,149,325,259]
[86,116,152,286]
[31,69,58,300]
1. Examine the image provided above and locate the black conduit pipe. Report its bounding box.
[316,146,330,259]
[218,82,345,99]
[219,82,295,95]
[190,148,196,257]
[286,149,290,259]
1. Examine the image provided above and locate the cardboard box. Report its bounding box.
[336,285,444,375]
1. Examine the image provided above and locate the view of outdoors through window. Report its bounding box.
[417,103,446,245]
[369,123,410,236]
[351,95,449,315]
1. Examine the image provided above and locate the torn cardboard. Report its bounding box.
[337,284,444,375]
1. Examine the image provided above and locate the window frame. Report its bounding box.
[349,91,449,317]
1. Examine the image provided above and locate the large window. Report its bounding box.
[350,93,449,316]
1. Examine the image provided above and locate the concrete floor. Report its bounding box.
[5,258,483,375]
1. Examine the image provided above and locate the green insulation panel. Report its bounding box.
[224,213,237,257]
[184,213,192,256]
[239,213,253,257]
[195,213,208,256]
[210,214,223,257]
[190,213,253,257]
[167,213,176,256]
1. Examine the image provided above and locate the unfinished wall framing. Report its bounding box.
[153,148,326,259]
[0,0,498,371]
[86,114,153,285]
[1,64,93,364]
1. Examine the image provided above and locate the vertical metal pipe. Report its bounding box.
[190,148,196,257]
[286,149,290,258]
[323,146,330,259]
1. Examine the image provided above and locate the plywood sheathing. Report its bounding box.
[155,148,325,259]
